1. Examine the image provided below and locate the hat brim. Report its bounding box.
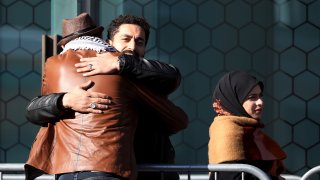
[57,26,104,46]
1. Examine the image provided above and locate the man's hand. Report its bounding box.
[75,52,121,76]
[62,80,111,114]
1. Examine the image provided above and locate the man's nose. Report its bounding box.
[127,39,136,50]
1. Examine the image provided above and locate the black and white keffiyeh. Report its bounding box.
[60,36,117,54]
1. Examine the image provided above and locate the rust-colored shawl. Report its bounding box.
[208,115,286,175]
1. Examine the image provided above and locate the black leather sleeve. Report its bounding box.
[26,56,181,125]
[25,93,70,125]
[120,55,181,95]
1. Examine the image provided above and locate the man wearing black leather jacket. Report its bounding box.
[26,15,184,180]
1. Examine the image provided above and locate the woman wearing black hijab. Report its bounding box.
[208,71,286,180]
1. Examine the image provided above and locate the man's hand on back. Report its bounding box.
[75,52,121,76]
[62,80,112,114]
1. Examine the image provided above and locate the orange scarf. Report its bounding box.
[208,116,286,175]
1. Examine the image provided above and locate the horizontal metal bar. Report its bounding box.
[301,165,320,180]
[2,174,54,180]
[0,163,293,180]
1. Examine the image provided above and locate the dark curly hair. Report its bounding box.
[107,15,150,46]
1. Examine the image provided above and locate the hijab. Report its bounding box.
[212,71,263,118]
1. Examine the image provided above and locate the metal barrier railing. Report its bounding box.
[301,165,320,180]
[0,163,276,180]
[0,163,53,180]
[138,164,271,180]
[280,174,302,180]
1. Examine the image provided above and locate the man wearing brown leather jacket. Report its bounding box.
[25,14,187,180]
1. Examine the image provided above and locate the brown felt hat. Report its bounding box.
[57,13,104,46]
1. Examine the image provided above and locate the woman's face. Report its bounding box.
[242,85,264,120]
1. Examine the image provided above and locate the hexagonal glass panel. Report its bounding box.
[21,25,44,53]
[99,1,117,38]
[198,96,215,125]
[0,148,4,162]
[33,51,42,75]
[7,49,33,77]
[265,120,292,147]
[144,3,157,29]
[184,121,209,149]
[307,144,320,167]
[171,1,196,28]
[185,24,210,52]
[188,0,207,4]
[25,0,43,5]
[280,95,306,124]
[0,101,4,121]
[160,0,180,5]
[280,47,306,76]
[0,25,19,53]
[1,0,16,5]
[198,48,224,76]
[308,47,320,76]
[265,71,292,100]
[294,23,320,52]
[7,97,29,125]
[159,24,183,53]
[173,96,196,121]
[7,1,32,29]
[244,0,260,4]
[184,72,210,101]
[261,94,279,124]
[171,49,196,76]
[0,73,19,101]
[216,0,233,4]
[279,0,306,28]
[299,0,317,4]
[175,144,196,164]
[34,1,51,30]
[0,54,5,73]
[158,2,170,27]
[267,24,292,52]
[20,122,40,148]
[253,0,279,28]
[212,24,237,52]
[226,1,251,28]
[133,0,153,4]
[308,95,320,123]
[308,0,320,27]
[123,1,142,16]
[169,83,183,100]
[197,145,209,164]
[7,144,29,162]
[283,144,305,172]
[225,48,251,71]
[294,71,319,100]
[199,1,224,28]
[0,5,5,25]
[294,119,319,148]
[253,48,279,76]
[0,121,18,148]
[211,72,227,91]
[239,24,265,52]
[21,73,41,100]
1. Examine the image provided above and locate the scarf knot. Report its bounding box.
[60,36,117,54]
